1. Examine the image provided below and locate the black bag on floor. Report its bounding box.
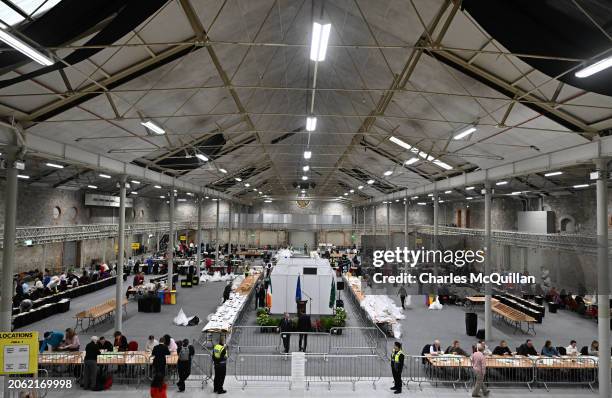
[187,316,200,326]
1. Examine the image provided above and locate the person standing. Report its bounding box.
[279,312,292,354]
[390,341,405,394]
[212,337,228,394]
[176,339,194,392]
[222,282,232,303]
[151,337,171,377]
[397,285,407,309]
[297,311,311,352]
[83,336,100,390]
[471,344,489,397]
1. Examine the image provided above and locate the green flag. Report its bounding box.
[329,279,336,308]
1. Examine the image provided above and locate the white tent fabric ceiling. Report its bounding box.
[0,0,610,201]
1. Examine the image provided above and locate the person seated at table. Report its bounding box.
[585,340,599,356]
[492,340,512,356]
[58,328,80,351]
[19,298,33,313]
[163,334,178,353]
[114,331,128,352]
[541,340,560,357]
[42,269,51,287]
[133,272,145,287]
[145,335,158,353]
[566,340,579,356]
[517,339,538,356]
[429,340,443,355]
[79,270,90,285]
[475,340,491,355]
[97,336,113,352]
[445,340,469,356]
[40,330,64,353]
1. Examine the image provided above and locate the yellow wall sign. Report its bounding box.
[179,235,187,241]
[0,332,39,374]
[415,238,423,245]
[131,243,141,250]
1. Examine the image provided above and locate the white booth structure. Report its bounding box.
[270,257,335,315]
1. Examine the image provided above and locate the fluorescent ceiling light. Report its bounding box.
[186,192,194,196]
[310,22,331,61]
[575,56,612,78]
[46,162,63,169]
[439,200,445,203]
[244,183,250,187]
[433,160,453,170]
[302,176,308,181]
[258,191,263,194]
[159,196,165,199]
[0,28,53,66]
[418,151,435,161]
[405,157,419,166]
[264,200,272,203]
[177,198,187,202]
[573,184,589,188]
[466,197,473,200]
[496,181,508,186]
[212,198,218,201]
[383,170,393,176]
[130,191,138,195]
[389,136,412,150]
[253,188,258,191]
[453,126,477,140]
[303,165,310,172]
[304,151,312,159]
[205,196,209,199]
[17,174,29,179]
[444,190,452,194]
[417,202,427,205]
[196,153,208,161]
[367,179,375,185]
[349,189,354,193]
[510,191,522,195]
[411,196,419,199]
[465,186,475,190]
[154,185,162,189]
[301,190,306,193]
[140,120,165,135]
[358,185,364,189]
[428,193,434,197]
[99,174,111,179]
[87,185,97,189]
[544,171,563,177]
[235,177,242,182]
[344,193,348,196]
[131,180,140,184]
[219,168,227,174]
[306,117,317,131]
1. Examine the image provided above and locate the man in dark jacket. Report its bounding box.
[278,312,292,354]
[83,336,101,390]
[517,339,538,356]
[297,311,311,352]
[176,339,195,392]
[222,282,232,303]
[151,337,171,377]
[390,341,405,394]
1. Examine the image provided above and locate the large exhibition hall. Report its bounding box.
[0,1,611,397]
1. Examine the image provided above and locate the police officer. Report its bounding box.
[390,341,405,394]
[213,337,228,394]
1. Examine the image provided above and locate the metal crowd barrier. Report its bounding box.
[230,326,280,353]
[403,355,465,390]
[96,352,148,385]
[304,354,382,391]
[484,356,536,390]
[330,327,387,356]
[278,332,333,354]
[5,369,50,398]
[534,356,597,391]
[38,352,83,379]
[233,354,292,390]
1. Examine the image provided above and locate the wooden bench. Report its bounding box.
[492,302,537,335]
[74,299,128,332]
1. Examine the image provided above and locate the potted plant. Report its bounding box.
[331,308,346,334]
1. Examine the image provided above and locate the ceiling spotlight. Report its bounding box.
[196,153,208,161]
[301,190,306,193]
[367,179,375,184]
[177,198,187,202]
[383,170,393,176]
[544,171,563,177]
[344,193,348,196]
[0,27,53,66]
[306,117,317,131]
[244,183,250,187]
[417,202,427,205]
[411,196,419,199]
[395,199,399,202]
[575,55,612,78]
[141,120,165,135]
[253,188,258,191]
[219,168,227,174]
[99,174,111,179]
[405,157,419,165]
[46,162,64,169]
[205,196,209,199]
[465,186,475,190]
[389,136,412,150]
[310,22,331,61]
[358,185,364,189]
[130,191,138,195]
[466,197,473,200]
[186,192,194,196]
[433,160,453,170]
[235,177,242,182]
[87,185,97,189]
[573,184,589,188]
[303,165,310,172]
[131,180,140,184]
[453,126,477,140]
[264,199,272,203]
[304,151,312,159]
[154,185,162,189]
[159,196,165,199]
[428,193,434,197]
[349,189,355,193]
[496,181,508,186]
[444,190,452,194]
[302,176,308,181]
[510,191,522,195]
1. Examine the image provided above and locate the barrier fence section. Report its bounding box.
[38,352,83,380]
[94,352,149,385]
[329,327,387,356]
[304,354,382,391]
[229,326,280,353]
[233,354,292,389]
[484,356,535,390]
[404,355,465,390]
[534,356,597,391]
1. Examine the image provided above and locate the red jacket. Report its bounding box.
[150,384,167,398]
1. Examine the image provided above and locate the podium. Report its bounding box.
[297,300,307,314]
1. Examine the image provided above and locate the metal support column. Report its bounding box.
[228,203,232,254]
[484,182,493,342]
[386,202,390,250]
[196,196,202,268]
[168,187,175,291]
[433,191,439,294]
[215,199,220,266]
[1,145,19,331]
[404,198,409,271]
[595,158,610,398]
[373,204,377,235]
[237,206,242,251]
[114,175,126,332]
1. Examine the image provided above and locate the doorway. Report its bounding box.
[456,209,462,227]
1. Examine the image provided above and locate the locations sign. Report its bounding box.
[0,332,38,374]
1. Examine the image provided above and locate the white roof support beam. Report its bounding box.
[361,135,612,205]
